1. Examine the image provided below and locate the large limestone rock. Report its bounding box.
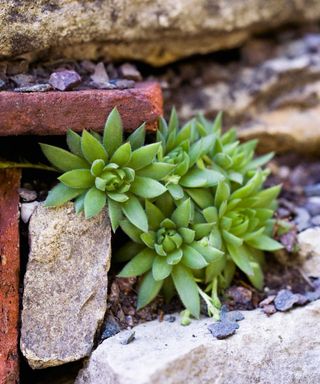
[298,227,320,277]
[75,301,320,384]
[1,1,320,65]
[166,33,320,154]
[20,203,111,369]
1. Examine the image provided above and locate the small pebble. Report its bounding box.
[305,197,320,216]
[258,295,276,307]
[100,315,121,341]
[19,188,37,202]
[20,202,39,223]
[119,63,142,81]
[294,207,311,232]
[311,215,320,226]
[14,84,52,92]
[118,330,135,345]
[262,304,277,316]
[305,289,320,302]
[0,79,6,89]
[10,74,34,87]
[220,310,244,322]
[49,70,81,91]
[274,289,300,312]
[226,286,252,305]
[208,321,239,340]
[108,79,135,89]
[90,62,109,86]
[164,315,176,323]
[305,184,320,197]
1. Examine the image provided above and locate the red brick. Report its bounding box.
[0,170,21,384]
[0,82,163,136]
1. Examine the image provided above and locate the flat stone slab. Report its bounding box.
[20,203,111,369]
[0,169,21,384]
[0,82,162,135]
[76,301,320,384]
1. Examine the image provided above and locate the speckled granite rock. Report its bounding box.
[76,301,320,384]
[20,203,111,369]
[1,1,320,65]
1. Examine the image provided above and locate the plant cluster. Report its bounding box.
[41,108,282,319]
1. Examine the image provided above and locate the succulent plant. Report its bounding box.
[117,197,224,318]
[40,108,174,232]
[42,108,283,320]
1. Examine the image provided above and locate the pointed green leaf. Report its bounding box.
[172,265,200,318]
[130,176,166,199]
[182,245,208,269]
[127,123,146,150]
[185,188,214,209]
[246,235,283,251]
[84,187,106,218]
[222,230,243,246]
[167,249,183,265]
[227,243,254,276]
[66,130,82,156]
[108,198,123,231]
[58,169,94,189]
[81,130,108,163]
[214,180,230,207]
[120,219,143,243]
[152,256,172,281]
[122,196,148,231]
[136,163,175,180]
[140,231,156,248]
[137,271,163,309]
[40,143,88,171]
[171,198,192,228]
[110,142,132,166]
[44,183,85,207]
[145,201,165,230]
[118,248,155,277]
[74,192,86,213]
[103,107,123,156]
[180,168,224,188]
[167,183,184,200]
[247,261,264,290]
[129,143,160,170]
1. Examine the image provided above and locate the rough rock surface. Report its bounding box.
[76,301,320,384]
[298,227,320,277]
[1,1,320,65]
[162,32,320,154]
[20,203,111,369]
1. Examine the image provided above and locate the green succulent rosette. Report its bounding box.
[40,108,174,232]
[116,197,224,318]
[156,109,224,201]
[194,175,283,299]
[196,113,274,185]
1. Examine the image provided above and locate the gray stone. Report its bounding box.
[19,188,37,202]
[14,83,52,92]
[208,321,239,339]
[274,289,300,312]
[20,201,39,223]
[20,203,111,369]
[298,227,320,277]
[49,70,81,91]
[75,301,320,384]
[2,1,320,65]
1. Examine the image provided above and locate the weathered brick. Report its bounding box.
[0,82,162,136]
[0,169,21,384]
